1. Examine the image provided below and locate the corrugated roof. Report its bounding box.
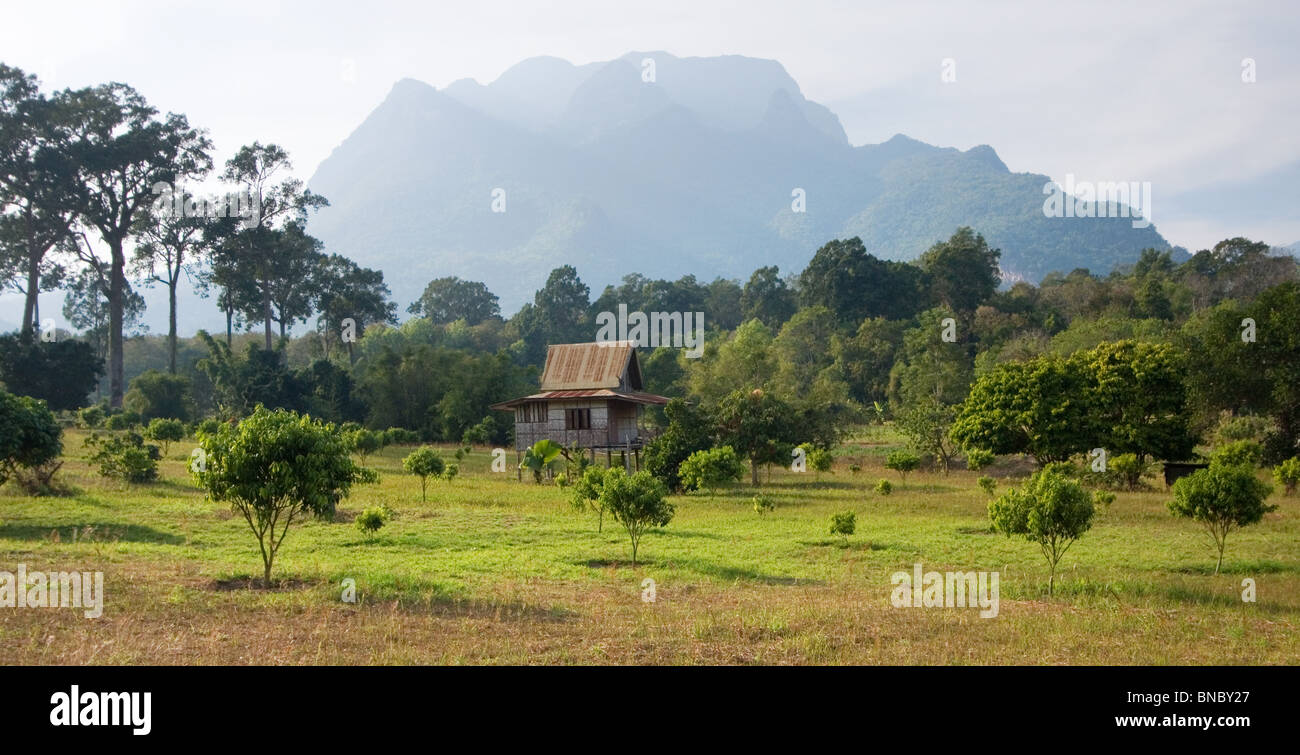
[490,388,669,410]
[539,342,634,391]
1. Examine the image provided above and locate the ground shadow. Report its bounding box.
[0,521,185,545]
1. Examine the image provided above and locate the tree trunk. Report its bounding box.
[109,239,126,409]
[168,282,178,374]
[225,307,233,346]
[22,242,39,335]
[262,281,273,349]
[751,459,760,486]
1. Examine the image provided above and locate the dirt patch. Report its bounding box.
[209,576,320,591]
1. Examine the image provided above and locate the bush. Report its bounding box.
[441,463,459,483]
[989,467,1096,595]
[0,332,102,411]
[1212,440,1264,469]
[193,407,376,583]
[124,370,193,422]
[752,494,775,515]
[356,507,388,539]
[678,446,745,494]
[196,418,222,437]
[1169,462,1275,574]
[885,450,920,481]
[461,416,496,447]
[0,391,63,489]
[77,405,105,429]
[965,448,995,471]
[84,432,160,483]
[1274,457,1300,495]
[830,511,856,538]
[402,447,445,502]
[848,463,861,474]
[599,467,673,565]
[977,476,996,498]
[875,478,892,496]
[145,417,185,455]
[1214,414,1270,445]
[808,447,833,476]
[1108,453,1148,490]
[104,413,135,431]
[347,429,384,462]
[554,471,569,488]
[382,427,421,446]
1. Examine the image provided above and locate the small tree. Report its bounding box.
[348,428,384,463]
[1108,453,1146,490]
[752,493,775,515]
[145,417,185,456]
[977,476,996,498]
[441,462,459,483]
[0,391,63,490]
[193,408,375,584]
[84,431,160,483]
[885,450,920,482]
[1274,457,1300,495]
[830,511,856,540]
[808,447,833,478]
[965,448,995,472]
[520,439,564,483]
[599,467,674,565]
[402,447,445,502]
[571,466,609,531]
[1169,462,1276,574]
[988,467,1096,596]
[1212,440,1264,468]
[356,506,387,540]
[875,478,892,496]
[678,446,745,494]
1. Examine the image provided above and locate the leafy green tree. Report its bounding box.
[0,390,62,487]
[1169,462,1276,574]
[67,81,212,407]
[885,449,920,481]
[798,237,926,326]
[740,265,797,329]
[124,369,192,422]
[1075,340,1196,465]
[678,446,745,494]
[643,398,715,491]
[356,506,387,540]
[533,265,590,346]
[192,407,375,583]
[348,428,383,463]
[60,257,147,366]
[685,319,776,403]
[402,447,445,502]
[875,479,892,496]
[829,511,856,540]
[0,331,103,411]
[952,355,1095,465]
[598,467,673,565]
[194,331,307,417]
[896,396,958,474]
[84,430,159,483]
[917,226,1001,314]
[313,253,397,363]
[144,417,184,455]
[131,199,213,373]
[832,317,905,406]
[714,388,800,486]
[966,448,995,471]
[1212,440,1263,468]
[571,465,609,531]
[408,276,500,325]
[989,467,1096,595]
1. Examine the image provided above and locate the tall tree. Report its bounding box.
[740,265,796,329]
[131,205,211,373]
[407,276,500,325]
[917,226,1002,315]
[219,143,327,349]
[315,253,397,362]
[0,65,79,333]
[63,82,211,406]
[533,265,590,345]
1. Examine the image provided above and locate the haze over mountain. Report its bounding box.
[306,51,1173,312]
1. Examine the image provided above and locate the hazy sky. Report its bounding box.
[2,0,1298,329]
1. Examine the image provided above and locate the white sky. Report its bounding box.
[2,0,1298,329]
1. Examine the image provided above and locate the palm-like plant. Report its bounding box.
[520,439,565,483]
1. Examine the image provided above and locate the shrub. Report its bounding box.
[830,511,856,539]
[145,417,185,456]
[84,432,160,483]
[571,466,609,531]
[104,413,134,431]
[965,448,995,471]
[382,427,420,446]
[599,467,674,565]
[885,450,920,481]
[554,471,569,488]
[989,467,1096,596]
[1095,491,1116,509]
[348,429,384,462]
[1169,462,1275,574]
[1214,414,1270,445]
[123,369,193,422]
[0,391,63,489]
[848,463,862,474]
[977,476,996,498]
[441,463,459,483]
[193,407,376,583]
[462,416,497,447]
[678,446,745,494]
[1109,452,1147,490]
[196,418,222,437]
[752,494,775,515]
[355,507,388,539]
[402,447,445,502]
[1212,440,1264,469]
[1274,457,1300,495]
[77,405,105,429]
[875,478,892,496]
[808,447,833,476]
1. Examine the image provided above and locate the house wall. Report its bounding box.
[512,399,643,450]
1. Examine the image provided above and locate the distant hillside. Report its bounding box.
[307,52,1170,311]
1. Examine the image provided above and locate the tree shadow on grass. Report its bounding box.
[1173,560,1298,576]
[0,521,185,545]
[798,538,892,552]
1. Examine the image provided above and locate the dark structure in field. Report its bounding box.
[1163,461,1210,488]
[491,342,668,465]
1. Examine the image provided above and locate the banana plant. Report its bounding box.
[520,439,565,484]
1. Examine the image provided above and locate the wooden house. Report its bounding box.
[491,341,669,467]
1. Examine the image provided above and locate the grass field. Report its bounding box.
[2,428,1298,665]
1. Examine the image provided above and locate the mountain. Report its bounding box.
[307,52,1170,312]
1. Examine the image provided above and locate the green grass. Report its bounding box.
[1,428,1297,665]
